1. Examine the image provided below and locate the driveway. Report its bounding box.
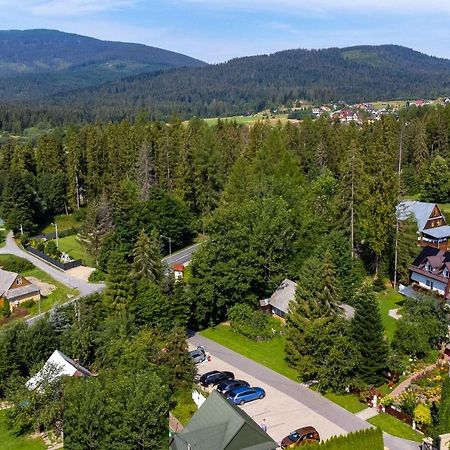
[189,335,420,450]
[0,231,105,324]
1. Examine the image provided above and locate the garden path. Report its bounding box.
[355,407,379,420]
[391,363,437,398]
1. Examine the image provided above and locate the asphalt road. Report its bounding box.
[162,242,202,266]
[0,231,105,325]
[190,334,420,450]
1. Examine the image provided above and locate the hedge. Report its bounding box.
[303,428,383,450]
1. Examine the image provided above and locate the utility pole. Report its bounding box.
[393,125,403,291]
[350,143,355,258]
[20,224,23,236]
[160,234,172,264]
[53,222,59,249]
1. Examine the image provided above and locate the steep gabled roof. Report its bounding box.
[170,391,277,450]
[397,201,438,232]
[0,269,18,296]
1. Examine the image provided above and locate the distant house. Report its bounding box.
[27,349,93,391]
[397,201,450,249]
[409,247,450,302]
[261,278,355,320]
[0,269,41,311]
[171,263,185,280]
[169,390,277,450]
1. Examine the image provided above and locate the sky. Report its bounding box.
[0,0,449,63]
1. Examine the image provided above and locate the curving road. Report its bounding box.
[0,231,105,324]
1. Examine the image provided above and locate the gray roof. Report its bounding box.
[268,279,297,314]
[0,269,17,296]
[170,390,277,450]
[5,284,40,300]
[422,225,450,239]
[396,201,439,232]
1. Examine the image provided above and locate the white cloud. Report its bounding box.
[181,0,450,14]
[0,0,138,17]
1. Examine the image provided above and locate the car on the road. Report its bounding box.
[225,386,265,405]
[280,426,320,448]
[189,346,207,364]
[216,379,249,394]
[199,370,234,387]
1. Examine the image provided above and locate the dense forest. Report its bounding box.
[1,104,450,445]
[0,44,449,129]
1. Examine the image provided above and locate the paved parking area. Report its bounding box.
[190,343,352,446]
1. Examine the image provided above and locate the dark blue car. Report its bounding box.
[225,386,266,405]
[216,379,249,394]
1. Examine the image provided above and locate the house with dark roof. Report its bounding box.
[409,246,450,302]
[169,390,277,450]
[397,201,450,249]
[0,269,41,311]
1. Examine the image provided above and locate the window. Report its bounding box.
[426,280,431,287]
[16,277,22,285]
[444,268,449,278]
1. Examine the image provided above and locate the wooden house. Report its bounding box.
[0,269,41,311]
[397,201,450,250]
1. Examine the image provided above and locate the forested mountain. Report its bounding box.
[0,29,206,100]
[50,45,450,121]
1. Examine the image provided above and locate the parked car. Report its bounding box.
[189,346,207,364]
[216,379,249,394]
[225,386,265,405]
[199,370,234,387]
[280,426,320,448]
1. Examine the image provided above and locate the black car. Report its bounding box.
[199,370,234,387]
[216,379,250,394]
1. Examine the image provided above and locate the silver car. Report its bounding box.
[189,346,206,364]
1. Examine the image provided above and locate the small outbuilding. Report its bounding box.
[0,269,41,311]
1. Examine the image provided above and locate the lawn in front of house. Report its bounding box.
[200,324,299,380]
[0,411,46,450]
[376,288,405,341]
[368,412,423,442]
[323,392,366,413]
[57,234,95,267]
[171,388,198,426]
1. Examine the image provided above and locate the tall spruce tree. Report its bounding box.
[351,286,388,385]
[132,229,163,282]
[104,252,135,310]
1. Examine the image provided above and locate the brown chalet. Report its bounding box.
[409,247,450,302]
[0,269,41,311]
[397,201,450,250]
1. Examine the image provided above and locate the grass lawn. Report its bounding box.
[0,255,78,320]
[0,229,5,248]
[323,393,366,413]
[42,211,83,234]
[376,288,405,341]
[0,411,46,450]
[171,389,198,426]
[200,324,299,380]
[368,413,423,442]
[57,234,95,267]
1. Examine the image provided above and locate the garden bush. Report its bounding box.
[0,255,33,273]
[303,428,383,449]
[89,269,106,283]
[228,303,280,341]
[21,299,36,310]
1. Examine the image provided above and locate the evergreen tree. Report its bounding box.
[351,286,388,384]
[104,252,135,310]
[422,156,450,203]
[132,229,163,282]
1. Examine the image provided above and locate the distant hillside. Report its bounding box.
[0,29,206,100]
[48,45,450,121]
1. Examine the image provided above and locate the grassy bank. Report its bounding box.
[0,411,45,450]
[368,413,423,442]
[376,288,405,341]
[42,212,83,234]
[57,234,95,267]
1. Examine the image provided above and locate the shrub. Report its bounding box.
[21,299,36,310]
[0,255,33,273]
[302,428,383,449]
[380,395,395,407]
[372,276,385,292]
[89,269,106,283]
[0,298,10,317]
[228,303,279,341]
[398,389,420,415]
[45,240,60,258]
[36,241,45,252]
[414,403,432,425]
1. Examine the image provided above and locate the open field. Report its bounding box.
[188,113,289,127]
[42,211,83,234]
[57,235,95,267]
[368,413,423,442]
[0,411,46,450]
